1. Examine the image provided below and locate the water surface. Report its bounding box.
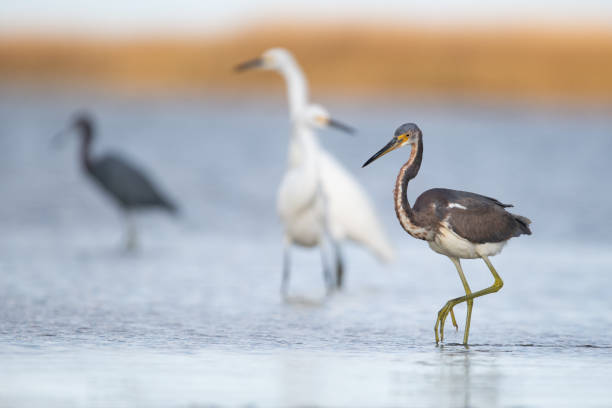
[0,90,611,407]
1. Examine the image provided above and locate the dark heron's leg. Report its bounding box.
[333,241,344,290]
[123,212,137,252]
[281,238,291,299]
[436,255,504,345]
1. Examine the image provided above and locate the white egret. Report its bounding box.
[236,48,394,295]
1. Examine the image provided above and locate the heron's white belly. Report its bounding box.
[429,225,506,259]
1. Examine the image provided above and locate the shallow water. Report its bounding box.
[0,89,611,407]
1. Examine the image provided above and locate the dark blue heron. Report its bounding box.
[363,123,531,345]
[57,113,178,250]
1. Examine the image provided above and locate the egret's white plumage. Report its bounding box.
[279,105,395,262]
[237,48,394,293]
[277,106,326,248]
[317,149,395,262]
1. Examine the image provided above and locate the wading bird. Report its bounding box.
[56,113,178,250]
[278,104,359,295]
[236,48,394,295]
[362,123,531,345]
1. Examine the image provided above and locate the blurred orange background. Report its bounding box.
[2,24,612,103]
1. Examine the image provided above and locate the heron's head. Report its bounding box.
[297,104,355,134]
[72,113,94,139]
[362,123,422,167]
[235,47,296,72]
[53,112,95,147]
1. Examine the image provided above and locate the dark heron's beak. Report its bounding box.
[51,127,72,148]
[234,57,264,72]
[362,137,401,167]
[327,118,355,135]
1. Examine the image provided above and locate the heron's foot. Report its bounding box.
[280,287,289,302]
[435,299,462,344]
[450,307,458,331]
[123,232,138,252]
[122,239,137,254]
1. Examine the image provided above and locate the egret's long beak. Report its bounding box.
[327,118,355,134]
[362,137,401,167]
[234,57,264,72]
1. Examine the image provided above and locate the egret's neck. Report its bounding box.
[287,123,320,170]
[394,139,428,239]
[279,60,309,120]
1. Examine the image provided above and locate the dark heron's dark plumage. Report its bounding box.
[363,123,531,345]
[73,115,177,214]
[61,113,177,249]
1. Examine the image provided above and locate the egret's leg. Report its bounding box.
[281,240,291,299]
[320,243,334,295]
[436,255,503,345]
[333,242,344,290]
[319,226,336,295]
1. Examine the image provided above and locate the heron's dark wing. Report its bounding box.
[415,188,531,244]
[437,188,513,208]
[89,154,177,213]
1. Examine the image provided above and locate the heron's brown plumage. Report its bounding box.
[413,188,531,244]
[392,125,531,247]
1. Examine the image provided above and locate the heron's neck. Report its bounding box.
[80,133,94,171]
[394,139,427,239]
[279,61,309,120]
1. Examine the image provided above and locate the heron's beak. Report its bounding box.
[51,127,72,148]
[327,118,355,134]
[234,57,264,72]
[362,137,401,167]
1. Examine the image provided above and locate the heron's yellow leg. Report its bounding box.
[435,305,458,344]
[435,257,472,343]
[435,304,458,343]
[449,308,458,330]
[435,255,503,345]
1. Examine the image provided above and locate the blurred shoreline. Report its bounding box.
[2,24,612,103]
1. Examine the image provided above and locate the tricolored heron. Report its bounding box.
[236,48,394,296]
[56,113,178,250]
[362,123,531,345]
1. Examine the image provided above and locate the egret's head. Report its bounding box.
[362,123,422,167]
[299,104,355,134]
[235,47,296,72]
